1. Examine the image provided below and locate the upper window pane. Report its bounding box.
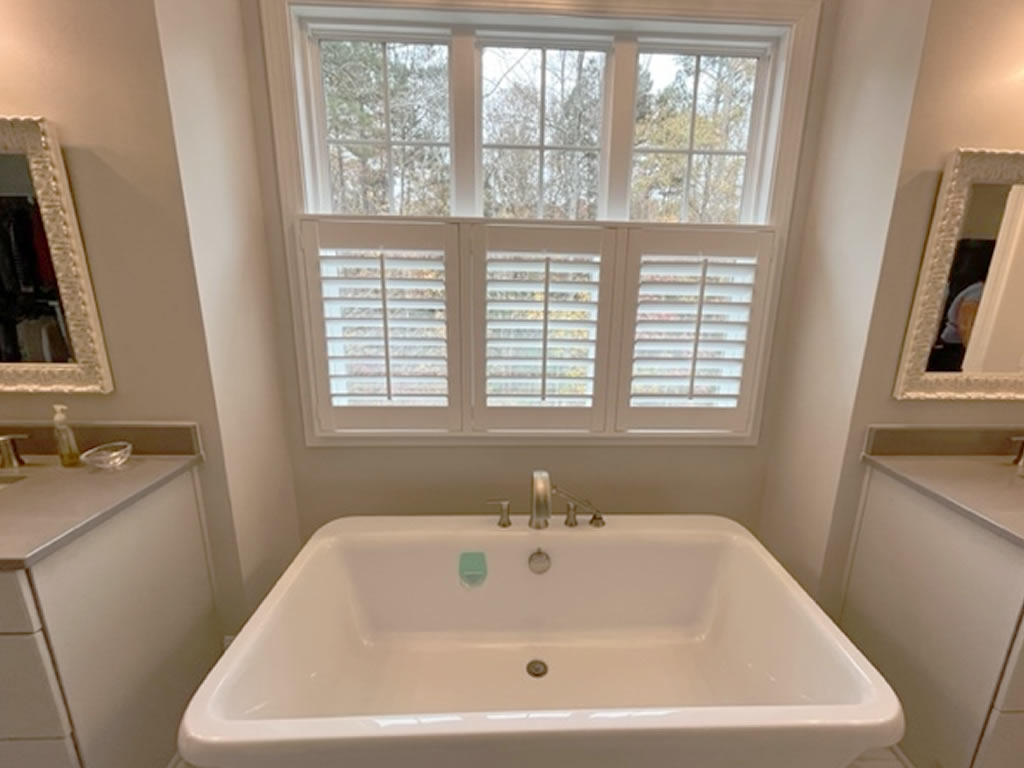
[482,46,606,220]
[319,40,451,215]
[631,52,758,224]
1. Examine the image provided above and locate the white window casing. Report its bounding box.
[261,0,822,445]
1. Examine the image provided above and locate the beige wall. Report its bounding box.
[757,0,932,591]
[292,444,762,531]
[154,0,301,607]
[818,0,1024,611]
[0,0,248,627]
[0,0,312,630]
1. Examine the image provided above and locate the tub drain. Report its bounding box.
[526,659,548,678]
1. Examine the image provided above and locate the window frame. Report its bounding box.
[261,0,822,446]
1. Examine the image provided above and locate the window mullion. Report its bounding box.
[450,31,480,216]
[380,43,396,214]
[602,38,638,220]
[682,55,702,224]
[537,49,547,219]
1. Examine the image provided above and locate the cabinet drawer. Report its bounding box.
[0,737,79,768]
[0,569,40,632]
[0,631,71,737]
[994,622,1024,711]
[975,710,1024,767]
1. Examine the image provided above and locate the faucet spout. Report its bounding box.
[530,470,551,529]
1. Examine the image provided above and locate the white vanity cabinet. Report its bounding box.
[0,570,78,766]
[0,464,222,768]
[975,626,1024,766]
[842,463,1024,768]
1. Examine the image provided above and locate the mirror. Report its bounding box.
[896,149,1024,399]
[0,117,112,392]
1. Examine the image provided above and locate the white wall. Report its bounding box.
[757,0,931,591]
[154,0,301,607]
[818,0,1024,611]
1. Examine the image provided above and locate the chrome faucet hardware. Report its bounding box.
[564,501,578,527]
[1011,436,1024,467]
[528,548,551,574]
[0,435,28,471]
[553,484,605,528]
[530,470,551,529]
[1012,437,1024,477]
[487,499,512,528]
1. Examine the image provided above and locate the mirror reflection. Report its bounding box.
[926,182,1024,373]
[0,152,74,363]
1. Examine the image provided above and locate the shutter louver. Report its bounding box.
[485,251,601,407]
[320,248,450,407]
[629,254,756,409]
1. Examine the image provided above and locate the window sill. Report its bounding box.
[305,428,759,447]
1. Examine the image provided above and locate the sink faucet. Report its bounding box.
[530,470,551,529]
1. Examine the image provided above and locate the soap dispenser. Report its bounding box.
[53,404,80,467]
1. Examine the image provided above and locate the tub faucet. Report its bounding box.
[530,470,552,529]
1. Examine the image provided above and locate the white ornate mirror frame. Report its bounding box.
[894,149,1024,400]
[0,117,112,393]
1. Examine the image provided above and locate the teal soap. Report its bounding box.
[459,551,487,587]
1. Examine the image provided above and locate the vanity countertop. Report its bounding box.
[0,454,199,568]
[864,454,1024,548]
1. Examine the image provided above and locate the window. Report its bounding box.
[317,39,451,215]
[266,1,820,442]
[481,46,606,219]
[631,52,759,223]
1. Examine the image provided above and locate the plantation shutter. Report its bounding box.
[615,228,774,433]
[470,225,615,431]
[301,219,463,432]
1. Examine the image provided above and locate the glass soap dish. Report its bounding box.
[80,441,133,470]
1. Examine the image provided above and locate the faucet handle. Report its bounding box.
[486,498,512,528]
[1011,436,1024,466]
[553,485,605,528]
[564,501,579,527]
[0,435,29,470]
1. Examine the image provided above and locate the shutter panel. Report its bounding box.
[629,254,755,408]
[322,250,450,407]
[615,228,774,433]
[302,219,461,433]
[471,225,615,431]
[485,252,601,407]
